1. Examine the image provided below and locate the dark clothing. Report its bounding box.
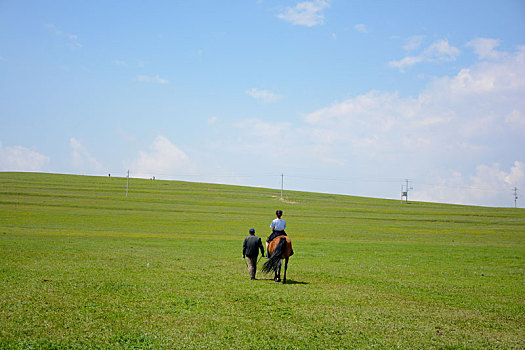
[243,235,264,258]
[266,230,286,243]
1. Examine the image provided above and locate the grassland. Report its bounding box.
[0,172,523,349]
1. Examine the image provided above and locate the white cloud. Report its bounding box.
[388,55,424,70]
[297,45,524,205]
[414,161,525,206]
[309,45,525,149]
[304,90,421,130]
[505,161,525,186]
[70,138,103,174]
[505,109,525,128]
[0,142,50,171]
[208,116,219,125]
[245,88,282,103]
[117,128,138,143]
[424,46,525,99]
[234,118,292,138]
[425,39,460,60]
[403,35,425,51]
[200,41,523,206]
[130,136,192,178]
[137,74,169,84]
[277,0,330,27]
[45,24,82,49]
[217,118,302,166]
[302,90,429,164]
[467,38,506,61]
[389,39,460,71]
[354,24,368,33]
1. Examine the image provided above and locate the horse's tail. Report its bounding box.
[262,237,287,274]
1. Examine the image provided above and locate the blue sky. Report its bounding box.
[1,0,524,207]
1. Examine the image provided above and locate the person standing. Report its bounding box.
[266,209,286,257]
[243,228,265,280]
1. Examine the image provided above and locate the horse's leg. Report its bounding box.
[282,257,288,284]
[275,260,281,282]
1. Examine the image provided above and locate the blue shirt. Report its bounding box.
[270,218,286,231]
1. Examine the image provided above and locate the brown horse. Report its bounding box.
[262,235,293,284]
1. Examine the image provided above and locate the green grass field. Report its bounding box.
[1,172,523,349]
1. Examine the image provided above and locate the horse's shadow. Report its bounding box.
[261,278,308,285]
[283,279,309,285]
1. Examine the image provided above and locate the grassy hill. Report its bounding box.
[0,172,523,349]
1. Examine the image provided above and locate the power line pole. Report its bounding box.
[405,179,409,204]
[401,179,412,204]
[281,173,284,200]
[126,170,129,197]
[514,187,518,208]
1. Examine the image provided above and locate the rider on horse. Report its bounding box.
[263,210,294,283]
[266,209,286,257]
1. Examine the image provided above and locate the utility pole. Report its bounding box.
[514,187,518,208]
[401,179,412,204]
[281,173,284,200]
[406,179,409,204]
[126,170,129,197]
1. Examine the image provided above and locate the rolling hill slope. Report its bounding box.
[1,172,523,349]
